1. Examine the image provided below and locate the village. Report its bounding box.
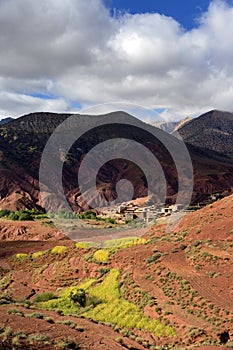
[98,192,225,224]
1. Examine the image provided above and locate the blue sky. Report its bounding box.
[1,0,233,119]
[105,0,212,29]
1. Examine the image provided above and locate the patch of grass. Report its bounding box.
[98,268,111,277]
[38,279,96,315]
[55,338,81,349]
[75,242,96,249]
[51,246,67,254]
[7,308,24,316]
[146,253,161,264]
[93,249,110,262]
[15,253,28,261]
[32,251,45,259]
[28,333,51,344]
[58,319,77,329]
[0,325,13,341]
[37,271,174,337]
[82,269,175,337]
[0,293,13,305]
[103,237,147,249]
[0,276,12,291]
[34,291,57,303]
[26,312,45,319]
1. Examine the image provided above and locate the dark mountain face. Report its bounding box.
[0,117,14,126]
[176,110,233,155]
[0,111,233,212]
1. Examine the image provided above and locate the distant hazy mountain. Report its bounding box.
[0,117,13,126]
[177,110,233,155]
[151,117,192,134]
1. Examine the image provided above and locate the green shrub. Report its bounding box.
[0,209,11,218]
[79,211,97,220]
[146,253,161,264]
[69,289,86,307]
[98,268,110,276]
[51,246,67,254]
[27,312,44,319]
[56,338,80,349]
[58,320,77,329]
[18,212,34,221]
[105,218,116,224]
[7,309,24,316]
[8,212,20,220]
[15,253,28,260]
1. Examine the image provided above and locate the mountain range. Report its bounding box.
[0,117,13,126]
[0,110,233,211]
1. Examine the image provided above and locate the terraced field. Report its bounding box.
[0,196,233,349]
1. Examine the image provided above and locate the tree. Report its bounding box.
[69,289,86,307]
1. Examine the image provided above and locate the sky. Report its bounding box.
[1,0,233,120]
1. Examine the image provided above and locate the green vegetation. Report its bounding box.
[69,289,86,307]
[51,246,67,254]
[15,253,28,261]
[103,237,147,249]
[146,252,162,264]
[78,210,96,220]
[93,249,110,262]
[31,251,45,259]
[82,269,175,337]
[37,279,96,315]
[7,308,24,316]
[26,312,45,319]
[83,269,175,336]
[34,291,57,303]
[0,209,48,221]
[0,293,13,305]
[75,237,147,251]
[104,217,117,224]
[75,241,96,249]
[36,269,174,337]
[0,209,11,218]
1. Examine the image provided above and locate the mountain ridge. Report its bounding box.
[176,109,233,155]
[0,110,233,211]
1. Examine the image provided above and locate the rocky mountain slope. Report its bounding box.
[176,110,233,155]
[151,117,192,134]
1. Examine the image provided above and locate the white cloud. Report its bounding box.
[0,92,69,117]
[1,0,233,119]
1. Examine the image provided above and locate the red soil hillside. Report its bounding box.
[0,196,232,349]
[175,193,233,241]
[0,219,64,241]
